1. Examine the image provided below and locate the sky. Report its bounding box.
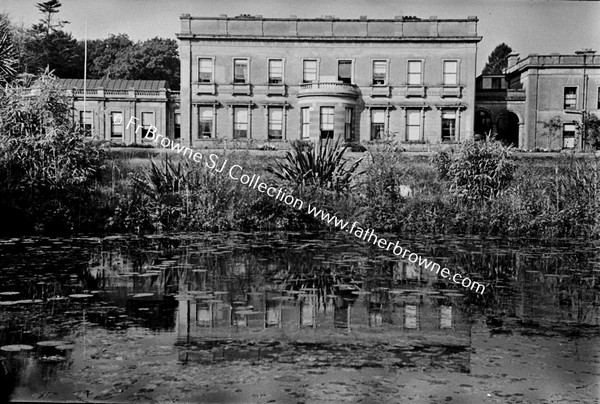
[3,0,600,73]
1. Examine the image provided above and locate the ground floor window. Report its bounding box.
[345,108,353,141]
[301,107,310,139]
[79,111,93,136]
[110,111,123,140]
[320,106,334,139]
[199,107,213,139]
[370,109,385,140]
[268,107,283,140]
[174,112,181,139]
[406,110,421,141]
[233,107,248,139]
[441,111,457,142]
[141,112,154,139]
[563,123,576,148]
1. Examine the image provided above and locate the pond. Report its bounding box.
[0,232,598,403]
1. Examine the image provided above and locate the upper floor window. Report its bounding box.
[407,60,423,85]
[372,60,387,85]
[443,61,458,86]
[303,60,317,83]
[597,87,600,109]
[198,58,213,83]
[268,59,283,85]
[338,60,352,84]
[233,58,249,84]
[564,87,577,109]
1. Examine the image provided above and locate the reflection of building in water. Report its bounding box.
[176,287,471,340]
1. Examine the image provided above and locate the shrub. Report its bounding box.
[432,137,516,202]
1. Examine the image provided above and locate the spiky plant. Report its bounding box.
[130,153,188,201]
[0,16,18,86]
[267,136,363,193]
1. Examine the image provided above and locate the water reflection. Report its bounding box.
[0,233,598,399]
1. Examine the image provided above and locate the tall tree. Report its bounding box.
[21,0,81,78]
[32,0,69,36]
[482,43,513,75]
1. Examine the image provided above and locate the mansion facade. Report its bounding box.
[176,14,481,146]
[58,14,599,151]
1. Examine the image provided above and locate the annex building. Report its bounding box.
[57,78,180,144]
[176,14,481,147]
[475,50,600,150]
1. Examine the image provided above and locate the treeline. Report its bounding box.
[1,0,179,89]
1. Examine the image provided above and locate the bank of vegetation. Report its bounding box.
[2,73,600,239]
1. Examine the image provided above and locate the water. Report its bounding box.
[0,232,598,403]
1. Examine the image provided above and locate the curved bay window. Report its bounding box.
[320,107,334,139]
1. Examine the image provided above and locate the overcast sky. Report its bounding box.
[3,0,600,73]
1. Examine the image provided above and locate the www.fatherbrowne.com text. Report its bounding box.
[127,117,486,295]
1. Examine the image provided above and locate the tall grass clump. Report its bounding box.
[0,72,106,234]
[432,137,516,202]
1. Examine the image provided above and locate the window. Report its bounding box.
[110,112,123,139]
[268,108,283,140]
[563,123,576,148]
[233,59,249,84]
[598,87,600,109]
[372,60,387,85]
[407,60,423,85]
[345,108,353,140]
[233,107,248,139]
[268,59,283,84]
[320,107,334,139]
[441,111,457,142]
[199,107,213,139]
[406,110,421,141]
[301,107,310,139]
[564,87,577,109]
[198,58,213,83]
[371,109,385,140]
[491,77,502,89]
[338,60,352,84]
[174,112,181,139]
[443,61,458,86]
[141,112,154,138]
[79,111,92,136]
[303,60,317,83]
